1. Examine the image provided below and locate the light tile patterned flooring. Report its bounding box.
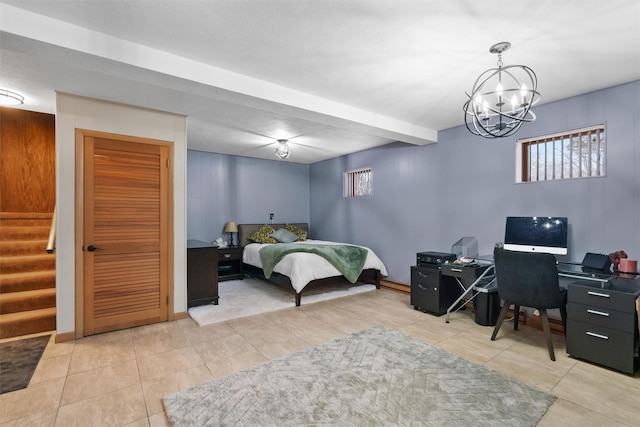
[1,288,639,426]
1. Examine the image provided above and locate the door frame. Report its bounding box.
[74,129,175,338]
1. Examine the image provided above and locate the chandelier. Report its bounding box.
[463,42,540,138]
[275,139,291,160]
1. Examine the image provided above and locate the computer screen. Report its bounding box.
[503,216,568,255]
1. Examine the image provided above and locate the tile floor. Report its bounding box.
[1,288,639,426]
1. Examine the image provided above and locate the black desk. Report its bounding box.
[444,260,496,322]
[444,257,640,373]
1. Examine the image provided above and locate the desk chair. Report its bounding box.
[491,247,567,361]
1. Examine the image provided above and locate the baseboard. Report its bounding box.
[54,331,75,343]
[381,279,409,293]
[173,311,188,320]
[526,313,565,335]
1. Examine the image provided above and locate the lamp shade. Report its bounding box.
[224,221,238,233]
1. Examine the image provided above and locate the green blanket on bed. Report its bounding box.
[259,243,368,283]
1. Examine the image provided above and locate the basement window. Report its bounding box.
[344,167,372,197]
[516,124,606,182]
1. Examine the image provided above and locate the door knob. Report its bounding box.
[87,245,102,252]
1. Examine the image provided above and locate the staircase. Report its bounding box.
[0,212,56,339]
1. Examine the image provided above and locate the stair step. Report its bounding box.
[0,253,55,274]
[0,270,56,293]
[0,288,56,314]
[0,213,57,339]
[0,307,56,339]
[0,212,53,227]
[0,240,49,256]
[0,226,50,241]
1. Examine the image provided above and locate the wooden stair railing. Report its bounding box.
[46,207,56,254]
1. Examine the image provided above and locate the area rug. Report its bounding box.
[163,326,555,426]
[188,277,376,326]
[0,334,50,394]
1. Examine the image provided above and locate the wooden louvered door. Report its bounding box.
[83,135,169,335]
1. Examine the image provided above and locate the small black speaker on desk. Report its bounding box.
[581,252,611,271]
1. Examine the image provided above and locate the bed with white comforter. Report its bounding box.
[238,223,388,306]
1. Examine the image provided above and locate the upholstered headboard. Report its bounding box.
[238,223,309,248]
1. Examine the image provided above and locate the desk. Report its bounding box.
[444,259,496,323]
[444,256,640,373]
[557,262,615,283]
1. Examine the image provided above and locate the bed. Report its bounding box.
[238,223,387,306]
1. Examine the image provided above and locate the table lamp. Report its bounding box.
[224,221,238,247]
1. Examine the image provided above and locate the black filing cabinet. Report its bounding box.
[411,265,461,316]
[566,280,639,374]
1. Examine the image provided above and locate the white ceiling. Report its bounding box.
[1,1,639,164]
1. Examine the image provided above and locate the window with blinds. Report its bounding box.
[517,125,606,182]
[344,167,372,197]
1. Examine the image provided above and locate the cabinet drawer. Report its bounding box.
[567,302,636,330]
[441,264,489,281]
[411,266,440,286]
[568,284,636,313]
[566,319,637,374]
[218,247,242,260]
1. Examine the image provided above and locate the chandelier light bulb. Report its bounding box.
[520,83,529,105]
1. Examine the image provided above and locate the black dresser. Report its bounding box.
[186,240,219,308]
[566,278,640,374]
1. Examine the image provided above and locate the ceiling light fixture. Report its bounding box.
[275,139,291,160]
[0,89,25,106]
[463,42,540,138]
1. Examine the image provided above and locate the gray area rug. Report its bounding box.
[163,326,555,426]
[0,334,50,394]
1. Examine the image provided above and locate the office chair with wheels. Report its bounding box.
[491,247,567,361]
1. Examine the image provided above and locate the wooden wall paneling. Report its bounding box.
[0,107,55,213]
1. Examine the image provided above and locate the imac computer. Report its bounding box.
[503,216,568,255]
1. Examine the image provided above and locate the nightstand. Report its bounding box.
[218,246,243,281]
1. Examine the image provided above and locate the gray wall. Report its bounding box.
[187,150,310,243]
[310,81,640,284]
[187,81,639,284]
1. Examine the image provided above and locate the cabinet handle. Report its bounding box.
[224,254,231,258]
[450,268,463,273]
[418,272,430,278]
[587,291,610,298]
[587,309,610,317]
[586,331,609,340]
